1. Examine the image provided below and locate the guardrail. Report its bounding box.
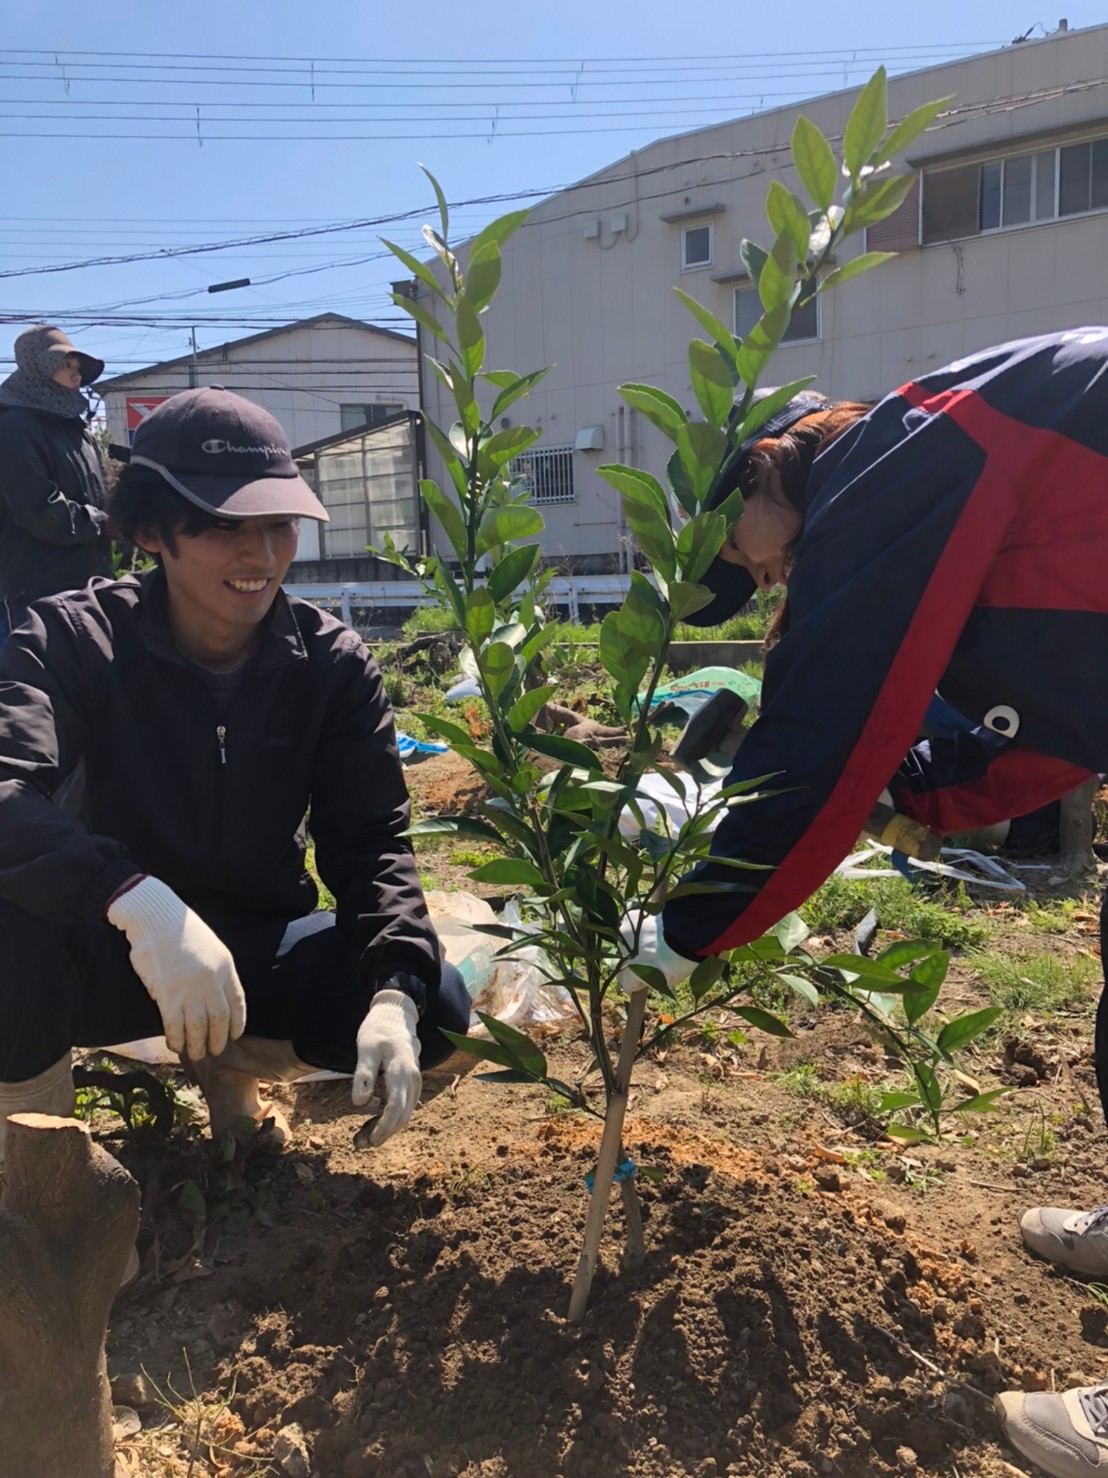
[285,573,632,625]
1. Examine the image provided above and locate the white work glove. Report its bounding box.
[352,988,422,1146]
[107,875,247,1061]
[617,910,699,995]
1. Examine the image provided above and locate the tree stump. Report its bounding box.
[0,1113,140,1478]
[1058,776,1099,877]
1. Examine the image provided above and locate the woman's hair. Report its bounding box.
[744,402,872,646]
[109,461,229,555]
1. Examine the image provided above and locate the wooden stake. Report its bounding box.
[567,988,647,1322]
[0,1113,140,1478]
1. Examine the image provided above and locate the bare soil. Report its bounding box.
[96,754,1108,1477]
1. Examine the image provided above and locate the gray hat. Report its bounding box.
[15,324,104,386]
[131,386,329,522]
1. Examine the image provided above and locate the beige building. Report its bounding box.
[100,312,418,563]
[416,21,1108,568]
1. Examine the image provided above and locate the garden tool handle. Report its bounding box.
[864,801,942,862]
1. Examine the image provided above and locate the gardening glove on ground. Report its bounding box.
[617,911,699,996]
[352,985,422,1146]
[107,875,247,1061]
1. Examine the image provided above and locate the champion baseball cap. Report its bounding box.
[680,389,828,627]
[130,386,329,522]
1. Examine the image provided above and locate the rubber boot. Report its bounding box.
[185,1036,313,1148]
[0,1052,75,1168]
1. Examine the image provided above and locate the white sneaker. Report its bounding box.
[996,1383,1108,1476]
[1020,1206,1108,1276]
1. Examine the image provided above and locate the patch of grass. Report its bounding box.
[449,846,492,867]
[964,944,1097,1012]
[1024,897,1091,934]
[801,873,989,951]
[304,843,336,910]
[773,1061,888,1132]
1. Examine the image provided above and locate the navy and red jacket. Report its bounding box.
[662,328,1108,960]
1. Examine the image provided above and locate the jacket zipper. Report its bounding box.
[213,724,227,858]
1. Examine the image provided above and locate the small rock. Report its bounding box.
[274,1422,311,1478]
[1031,1156,1052,1171]
[111,1406,142,1440]
[895,1447,917,1471]
[1011,1163,1031,1179]
[110,1372,155,1407]
[813,1166,843,1193]
[884,1212,907,1233]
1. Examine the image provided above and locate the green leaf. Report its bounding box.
[421,418,468,500]
[688,339,734,425]
[487,543,540,603]
[729,1005,793,1038]
[596,463,668,515]
[508,684,557,732]
[902,981,942,1028]
[734,378,818,444]
[675,422,728,503]
[421,165,450,242]
[948,1087,1010,1114]
[438,1030,527,1072]
[420,479,467,561]
[819,251,898,292]
[481,640,516,698]
[673,287,739,368]
[877,98,951,165]
[757,228,800,315]
[465,586,495,645]
[392,291,450,346]
[491,366,553,421]
[470,208,530,256]
[179,1179,206,1216]
[739,238,768,287]
[877,1089,921,1113]
[822,954,912,987]
[477,504,544,553]
[455,294,485,379]
[885,1124,932,1144]
[791,115,838,212]
[469,857,547,888]
[465,241,501,313]
[734,303,790,387]
[667,580,713,620]
[481,425,542,471]
[773,912,810,953]
[936,1007,1002,1057]
[913,1061,942,1118]
[840,173,918,236]
[599,609,649,692]
[618,382,688,440]
[843,67,887,179]
[381,239,447,301]
[777,972,819,1007]
[765,181,813,263]
[877,940,942,970]
[676,510,727,583]
[407,816,504,843]
[523,728,604,772]
[433,563,467,629]
[415,712,473,747]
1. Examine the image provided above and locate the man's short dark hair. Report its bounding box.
[109,462,230,555]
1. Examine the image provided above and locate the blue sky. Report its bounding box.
[0,2,1096,380]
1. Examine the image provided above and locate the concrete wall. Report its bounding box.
[417,23,1108,563]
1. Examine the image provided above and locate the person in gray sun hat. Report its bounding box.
[0,388,470,1255]
[0,325,113,641]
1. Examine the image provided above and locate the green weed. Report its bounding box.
[965,945,1097,1012]
[801,873,988,951]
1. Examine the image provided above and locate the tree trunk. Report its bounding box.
[0,1113,140,1478]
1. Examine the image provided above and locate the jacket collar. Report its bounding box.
[137,565,308,674]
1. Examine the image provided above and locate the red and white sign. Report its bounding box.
[125,396,169,445]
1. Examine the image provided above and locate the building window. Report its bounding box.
[923,133,1108,244]
[733,285,820,344]
[681,224,713,271]
[515,446,575,505]
[339,403,404,432]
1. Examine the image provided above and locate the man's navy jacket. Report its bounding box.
[663,328,1108,960]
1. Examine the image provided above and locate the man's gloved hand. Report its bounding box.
[617,911,700,995]
[106,875,247,1060]
[352,986,422,1146]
